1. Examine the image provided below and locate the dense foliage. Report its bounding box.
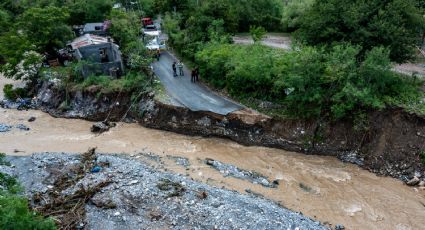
[281,0,314,32]
[161,0,283,60]
[196,43,421,119]
[295,0,425,62]
[0,0,153,97]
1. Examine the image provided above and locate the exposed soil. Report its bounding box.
[35,81,134,121]
[140,98,425,182]
[29,80,425,183]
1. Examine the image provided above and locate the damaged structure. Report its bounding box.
[68,34,124,78]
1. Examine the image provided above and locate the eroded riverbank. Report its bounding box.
[1,108,425,229]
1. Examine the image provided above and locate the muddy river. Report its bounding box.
[1,77,425,230]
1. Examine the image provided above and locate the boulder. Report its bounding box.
[90,121,116,134]
[406,176,420,186]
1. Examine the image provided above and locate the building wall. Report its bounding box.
[76,43,124,78]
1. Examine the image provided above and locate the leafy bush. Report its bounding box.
[281,0,314,32]
[161,0,283,61]
[196,42,422,119]
[249,26,267,42]
[295,0,425,63]
[3,84,27,101]
[0,195,57,230]
[0,154,56,230]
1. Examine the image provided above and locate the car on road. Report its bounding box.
[142,24,160,37]
[146,37,166,51]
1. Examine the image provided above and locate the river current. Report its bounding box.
[0,76,424,229]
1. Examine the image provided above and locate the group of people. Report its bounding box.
[172,61,200,83]
[172,61,184,77]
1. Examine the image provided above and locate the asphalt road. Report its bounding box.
[152,51,243,115]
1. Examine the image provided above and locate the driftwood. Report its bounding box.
[32,148,111,229]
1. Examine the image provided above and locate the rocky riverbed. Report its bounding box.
[2,151,326,230]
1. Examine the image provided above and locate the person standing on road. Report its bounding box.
[172,62,177,77]
[177,61,184,76]
[195,66,200,82]
[191,68,196,83]
[156,49,160,61]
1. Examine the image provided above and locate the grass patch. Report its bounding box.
[71,71,151,94]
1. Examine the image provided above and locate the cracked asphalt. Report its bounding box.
[151,51,243,115]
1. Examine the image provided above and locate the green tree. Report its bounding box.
[249,25,267,42]
[281,0,314,32]
[0,30,32,75]
[0,9,10,34]
[18,6,73,53]
[109,9,139,51]
[296,0,425,62]
[66,0,113,25]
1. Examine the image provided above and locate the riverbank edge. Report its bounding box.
[32,81,425,184]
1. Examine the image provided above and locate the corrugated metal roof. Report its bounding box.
[69,34,109,50]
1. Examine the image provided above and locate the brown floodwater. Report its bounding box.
[1,76,424,230]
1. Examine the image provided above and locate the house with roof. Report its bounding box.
[68,34,124,78]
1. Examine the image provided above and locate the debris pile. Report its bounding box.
[90,121,116,133]
[4,151,326,229]
[31,148,111,229]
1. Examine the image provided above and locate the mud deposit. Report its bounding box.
[1,108,425,229]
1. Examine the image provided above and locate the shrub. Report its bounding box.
[249,25,266,42]
[295,0,425,63]
[0,155,56,230]
[3,84,27,101]
[195,42,422,119]
[0,182,56,230]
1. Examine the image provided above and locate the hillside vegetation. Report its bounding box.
[161,0,425,119]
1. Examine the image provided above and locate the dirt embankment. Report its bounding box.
[34,81,425,182]
[35,81,134,121]
[140,99,425,181]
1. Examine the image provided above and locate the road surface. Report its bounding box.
[151,51,243,115]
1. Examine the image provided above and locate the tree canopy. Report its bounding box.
[295,0,425,62]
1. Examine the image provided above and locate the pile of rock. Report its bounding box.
[90,121,116,134]
[0,123,30,132]
[205,158,279,188]
[0,98,37,110]
[406,171,425,190]
[0,123,12,132]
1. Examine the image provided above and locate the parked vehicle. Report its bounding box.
[142,17,153,27]
[146,37,166,51]
[142,24,160,36]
